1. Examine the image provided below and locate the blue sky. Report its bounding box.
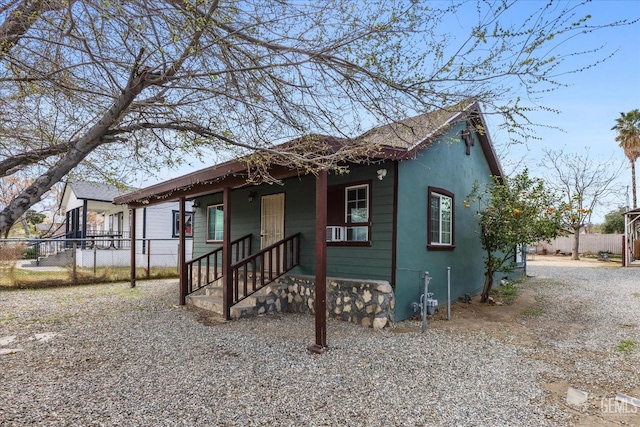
[489,0,640,222]
[139,0,640,223]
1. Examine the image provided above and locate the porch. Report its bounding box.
[182,232,395,328]
[119,165,336,350]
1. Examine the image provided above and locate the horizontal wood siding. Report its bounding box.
[190,165,394,282]
[281,175,316,275]
[192,193,223,258]
[324,164,394,281]
[131,202,193,262]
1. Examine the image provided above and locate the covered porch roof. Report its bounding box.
[114,102,501,207]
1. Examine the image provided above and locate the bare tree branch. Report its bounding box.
[0,0,636,235]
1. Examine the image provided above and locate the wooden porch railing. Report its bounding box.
[229,233,301,309]
[185,234,252,295]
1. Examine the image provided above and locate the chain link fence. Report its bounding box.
[0,238,187,288]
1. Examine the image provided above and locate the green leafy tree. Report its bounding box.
[25,209,45,227]
[467,170,563,303]
[602,206,626,234]
[22,209,46,237]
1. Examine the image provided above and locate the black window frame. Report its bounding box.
[172,210,193,238]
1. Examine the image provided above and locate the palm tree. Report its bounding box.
[613,109,640,209]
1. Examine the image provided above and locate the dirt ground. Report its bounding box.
[393,255,638,427]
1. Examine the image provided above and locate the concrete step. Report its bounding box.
[187,278,288,319]
[186,295,257,320]
[186,294,223,314]
[37,249,73,267]
[204,278,285,298]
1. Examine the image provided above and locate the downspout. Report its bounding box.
[390,161,399,289]
[179,197,187,305]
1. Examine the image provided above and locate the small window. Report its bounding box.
[345,184,369,242]
[428,187,455,250]
[207,205,224,242]
[172,211,193,238]
[326,182,371,244]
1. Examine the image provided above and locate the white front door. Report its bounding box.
[260,193,285,249]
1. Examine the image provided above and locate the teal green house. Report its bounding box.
[116,102,522,328]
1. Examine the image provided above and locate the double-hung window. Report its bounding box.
[327,182,371,244]
[207,204,224,242]
[428,187,455,250]
[345,184,369,242]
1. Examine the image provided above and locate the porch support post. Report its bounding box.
[222,187,232,320]
[179,196,188,304]
[624,213,628,267]
[81,200,88,241]
[309,169,328,353]
[130,207,136,288]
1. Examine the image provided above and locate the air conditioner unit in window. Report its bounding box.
[326,226,345,242]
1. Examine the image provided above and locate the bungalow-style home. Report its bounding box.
[36,181,192,267]
[115,102,524,330]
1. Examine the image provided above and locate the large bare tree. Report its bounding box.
[0,0,636,235]
[540,148,624,260]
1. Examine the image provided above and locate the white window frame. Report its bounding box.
[206,204,224,242]
[344,184,369,242]
[430,192,452,245]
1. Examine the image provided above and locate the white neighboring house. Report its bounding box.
[48,181,193,268]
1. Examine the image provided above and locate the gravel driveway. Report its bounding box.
[1,260,638,426]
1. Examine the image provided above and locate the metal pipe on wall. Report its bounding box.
[447,266,451,320]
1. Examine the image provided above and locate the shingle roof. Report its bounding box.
[358,107,463,150]
[69,181,137,202]
[115,102,501,206]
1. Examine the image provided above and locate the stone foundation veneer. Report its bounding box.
[270,275,395,330]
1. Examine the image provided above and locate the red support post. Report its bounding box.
[222,187,233,320]
[309,169,328,353]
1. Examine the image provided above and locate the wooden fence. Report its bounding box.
[533,234,623,255]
